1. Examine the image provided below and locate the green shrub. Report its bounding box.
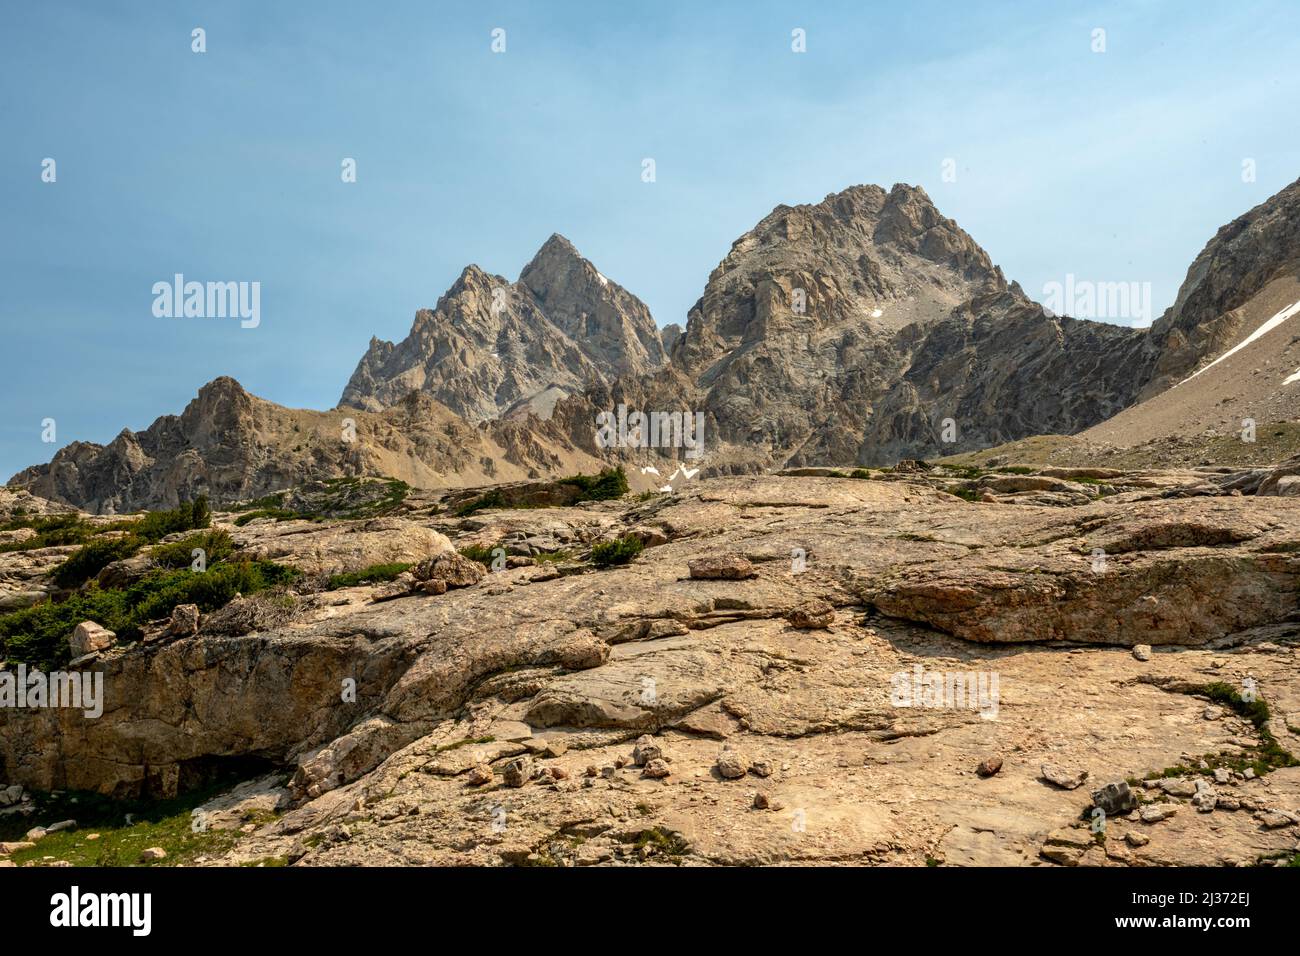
[149,529,234,570]
[232,508,298,526]
[0,514,99,554]
[45,498,218,590]
[532,549,574,564]
[0,558,298,669]
[230,479,409,522]
[458,543,500,566]
[326,562,413,590]
[453,489,504,518]
[0,589,129,668]
[590,535,643,568]
[560,467,629,502]
[51,535,143,589]
[454,468,630,517]
[123,560,299,627]
[134,497,212,542]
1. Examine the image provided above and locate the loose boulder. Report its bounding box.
[689,555,757,581]
[69,622,115,659]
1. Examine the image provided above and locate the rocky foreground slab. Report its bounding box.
[2,469,1298,867]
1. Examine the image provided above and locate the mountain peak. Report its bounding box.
[888,181,932,201]
[196,375,251,401]
[518,234,666,376]
[536,232,580,258]
[520,233,597,289]
[339,232,665,420]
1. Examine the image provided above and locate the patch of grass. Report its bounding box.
[532,549,574,564]
[1,780,249,868]
[458,543,501,567]
[590,535,644,568]
[849,469,874,480]
[240,855,290,867]
[944,486,980,502]
[1202,681,1269,726]
[1200,681,1297,776]
[232,508,299,526]
[1144,682,1299,780]
[631,827,688,858]
[325,561,413,590]
[994,466,1036,475]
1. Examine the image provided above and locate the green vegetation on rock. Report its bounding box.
[48,497,214,589]
[0,550,297,669]
[231,477,410,523]
[0,779,273,868]
[325,562,413,590]
[454,467,630,517]
[590,535,644,568]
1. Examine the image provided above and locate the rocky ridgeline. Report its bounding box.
[12,176,1300,514]
[2,464,1299,867]
[9,378,614,515]
[1137,176,1300,400]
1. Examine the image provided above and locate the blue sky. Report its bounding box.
[3,0,1299,480]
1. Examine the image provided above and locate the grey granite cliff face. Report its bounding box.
[339,235,665,422]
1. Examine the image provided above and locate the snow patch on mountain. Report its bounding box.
[1175,298,1300,388]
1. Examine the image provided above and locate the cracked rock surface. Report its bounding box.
[2,472,1299,866]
